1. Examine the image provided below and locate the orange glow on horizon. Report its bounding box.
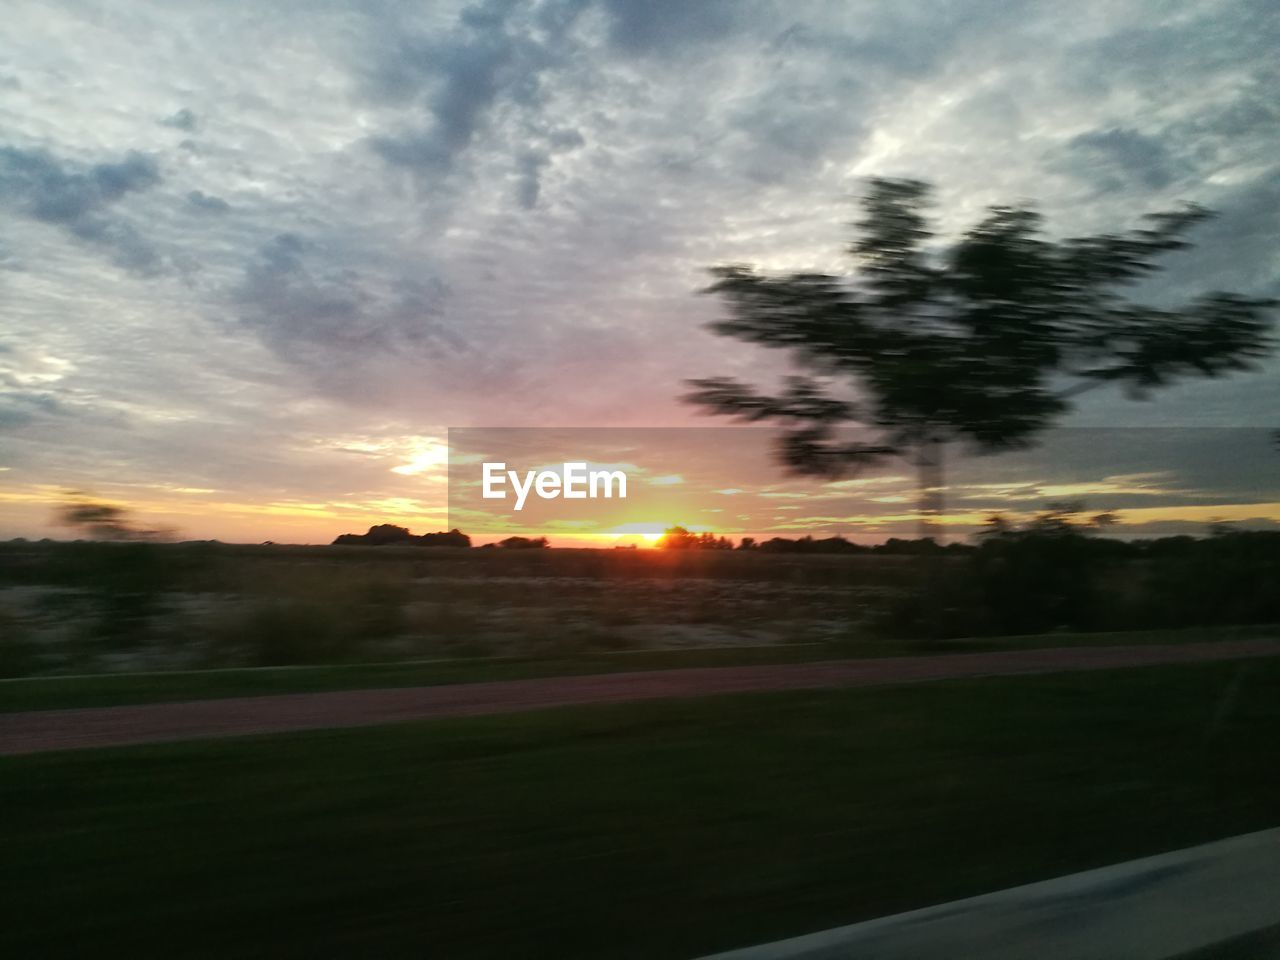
[3,481,1279,546]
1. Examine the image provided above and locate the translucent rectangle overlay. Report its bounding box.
[447,427,1280,546]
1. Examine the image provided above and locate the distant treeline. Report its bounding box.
[881,525,1280,639]
[330,521,1280,564]
[736,530,1280,559]
[331,525,549,550]
[332,525,471,548]
[654,518,1280,637]
[738,535,958,554]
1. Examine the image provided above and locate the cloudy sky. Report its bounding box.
[1,0,1276,543]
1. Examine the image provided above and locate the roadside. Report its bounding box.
[3,624,1275,713]
[697,828,1280,960]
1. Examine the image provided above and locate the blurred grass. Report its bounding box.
[2,541,1277,683]
[0,542,906,677]
[3,624,1277,712]
[0,540,922,591]
[4,661,1280,958]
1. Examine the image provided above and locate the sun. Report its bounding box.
[607,521,672,543]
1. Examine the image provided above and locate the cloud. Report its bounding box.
[186,189,230,214]
[159,108,198,131]
[230,233,459,397]
[514,148,549,208]
[366,0,576,178]
[1060,127,1179,192]
[0,145,162,272]
[0,390,67,429]
[599,0,742,55]
[360,0,594,228]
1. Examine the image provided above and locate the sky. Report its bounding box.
[1,0,1277,544]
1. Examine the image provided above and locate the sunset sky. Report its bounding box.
[1,1,1277,544]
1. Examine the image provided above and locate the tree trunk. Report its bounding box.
[915,436,945,542]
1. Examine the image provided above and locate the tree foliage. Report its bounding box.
[686,179,1277,525]
[55,491,171,541]
[657,526,733,550]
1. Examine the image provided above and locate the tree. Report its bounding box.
[685,179,1277,538]
[498,535,549,549]
[657,526,733,550]
[55,491,171,541]
[331,525,471,547]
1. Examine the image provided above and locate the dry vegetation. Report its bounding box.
[3,532,1276,679]
[0,542,914,677]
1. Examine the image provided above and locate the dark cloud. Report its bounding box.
[186,189,230,214]
[366,0,583,183]
[1062,127,1178,191]
[231,234,458,395]
[1079,7,1279,95]
[234,233,365,349]
[600,0,740,55]
[1194,92,1278,140]
[0,145,162,272]
[0,148,160,220]
[368,1,527,173]
[727,81,865,184]
[765,3,1014,79]
[0,390,68,430]
[1157,171,1280,301]
[159,108,198,131]
[514,149,548,208]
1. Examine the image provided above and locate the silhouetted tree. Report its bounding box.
[657,526,733,550]
[421,528,471,548]
[360,524,416,545]
[332,525,471,547]
[756,534,869,554]
[55,491,171,541]
[686,179,1277,538]
[498,535,549,549]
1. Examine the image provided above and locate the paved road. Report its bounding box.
[696,828,1280,960]
[2,639,1278,756]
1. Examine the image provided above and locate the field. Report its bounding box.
[4,538,1276,685]
[0,542,920,679]
[5,660,1280,958]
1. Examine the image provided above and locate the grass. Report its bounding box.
[4,659,1280,958]
[2,624,1275,712]
[5,539,1277,678]
[0,542,919,676]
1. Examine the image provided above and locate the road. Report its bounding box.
[2,638,1278,756]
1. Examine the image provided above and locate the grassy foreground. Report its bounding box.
[3,624,1274,713]
[5,660,1280,958]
